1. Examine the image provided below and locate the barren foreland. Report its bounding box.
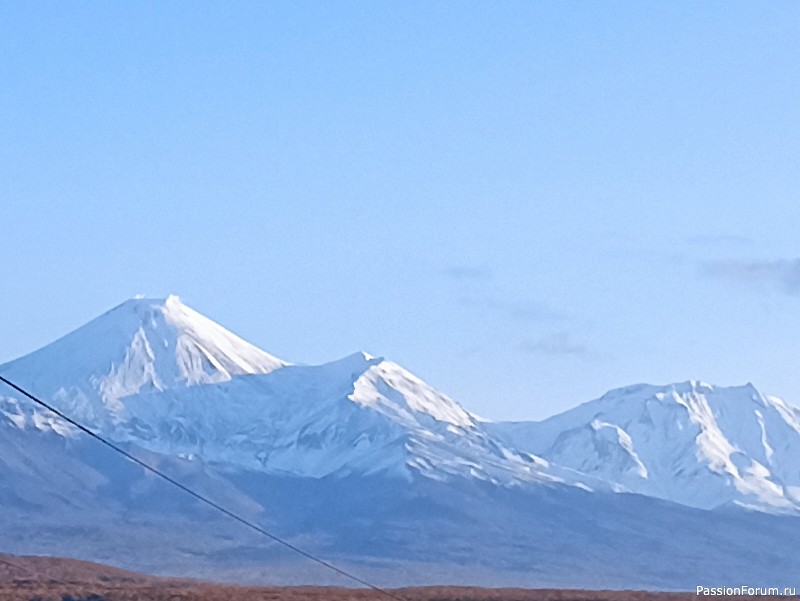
[0,554,794,601]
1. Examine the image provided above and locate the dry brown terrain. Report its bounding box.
[0,554,792,601]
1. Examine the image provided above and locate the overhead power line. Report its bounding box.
[0,375,406,601]
[0,553,76,590]
[0,557,33,578]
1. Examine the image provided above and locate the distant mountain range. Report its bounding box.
[487,381,800,512]
[2,296,800,589]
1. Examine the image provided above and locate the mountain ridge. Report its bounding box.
[3,296,800,588]
[0,297,591,488]
[4,296,800,511]
[487,380,800,512]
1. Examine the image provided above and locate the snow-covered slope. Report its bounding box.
[104,351,594,486]
[487,381,800,512]
[0,297,590,489]
[0,296,287,426]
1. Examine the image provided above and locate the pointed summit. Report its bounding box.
[0,296,288,421]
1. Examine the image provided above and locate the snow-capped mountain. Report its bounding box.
[0,296,588,488]
[4,296,800,589]
[0,295,287,427]
[487,381,800,512]
[5,296,800,510]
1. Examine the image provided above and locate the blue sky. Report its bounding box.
[2,2,799,420]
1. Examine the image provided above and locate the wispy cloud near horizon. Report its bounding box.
[702,258,800,295]
[517,332,591,357]
[443,263,595,360]
[442,265,494,282]
[457,296,566,322]
[685,234,755,248]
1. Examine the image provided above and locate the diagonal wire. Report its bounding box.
[0,557,32,578]
[0,555,73,588]
[0,374,406,601]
